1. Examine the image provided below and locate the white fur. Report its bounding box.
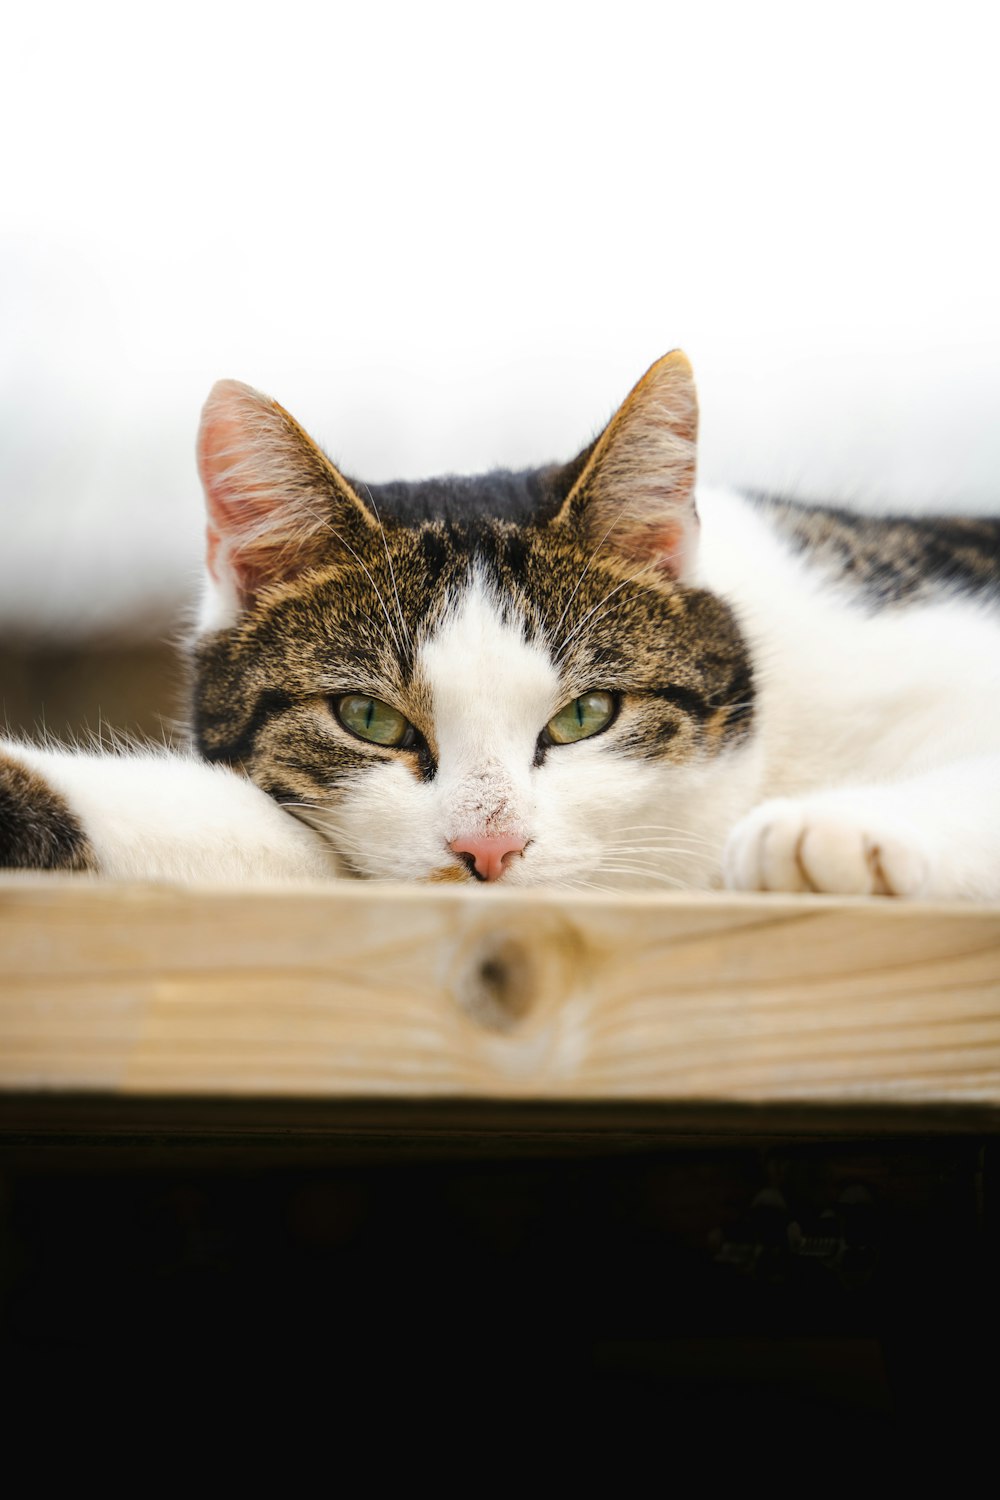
[696,488,1000,786]
[695,486,1000,899]
[2,741,341,884]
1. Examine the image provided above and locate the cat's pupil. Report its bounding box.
[544,691,616,746]
[336,694,410,748]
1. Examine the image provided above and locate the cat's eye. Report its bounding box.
[335,694,412,747]
[544,691,617,745]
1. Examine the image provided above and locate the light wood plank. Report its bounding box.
[0,874,998,1105]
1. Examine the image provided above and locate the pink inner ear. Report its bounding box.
[198,408,264,599]
[646,522,686,573]
[198,408,265,532]
[615,515,698,579]
[205,525,222,583]
[653,515,700,577]
[196,384,312,605]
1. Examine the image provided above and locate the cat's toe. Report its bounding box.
[797,817,886,895]
[757,806,814,892]
[861,829,928,898]
[724,800,807,892]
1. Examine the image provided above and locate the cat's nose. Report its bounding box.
[449,833,527,882]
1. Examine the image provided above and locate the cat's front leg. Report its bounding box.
[0,741,343,884]
[723,755,1000,901]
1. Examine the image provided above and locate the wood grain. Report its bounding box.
[0,874,998,1105]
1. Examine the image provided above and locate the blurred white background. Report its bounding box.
[2,0,998,641]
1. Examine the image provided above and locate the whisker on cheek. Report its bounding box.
[614,823,717,843]
[594,860,702,889]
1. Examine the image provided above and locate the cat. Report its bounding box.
[3,351,999,898]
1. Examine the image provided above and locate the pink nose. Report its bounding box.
[449,833,527,882]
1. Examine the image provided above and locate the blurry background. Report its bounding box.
[3,1,998,739]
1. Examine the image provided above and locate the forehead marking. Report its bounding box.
[417,577,559,747]
[416,578,560,838]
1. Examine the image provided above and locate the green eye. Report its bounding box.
[336,694,411,747]
[544,691,617,745]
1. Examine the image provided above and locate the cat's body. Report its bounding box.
[3,353,999,899]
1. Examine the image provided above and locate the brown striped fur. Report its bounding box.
[0,750,96,872]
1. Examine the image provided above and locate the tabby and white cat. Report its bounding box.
[3,352,999,897]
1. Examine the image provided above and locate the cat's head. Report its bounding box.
[191,353,755,888]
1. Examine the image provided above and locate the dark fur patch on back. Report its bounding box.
[753,494,1000,607]
[0,751,96,872]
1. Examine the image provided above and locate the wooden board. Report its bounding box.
[1,875,999,1107]
[2,875,998,1104]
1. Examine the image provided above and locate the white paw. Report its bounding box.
[724,797,930,897]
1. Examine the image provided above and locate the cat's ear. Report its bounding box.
[197,378,375,618]
[553,351,699,579]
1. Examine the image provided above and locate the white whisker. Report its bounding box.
[550,495,645,650]
[361,482,412,654]
[614,824,717,845]
[292,492,405,658]
[553,561,661,663]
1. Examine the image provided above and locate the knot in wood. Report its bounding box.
[449,913,580,1035]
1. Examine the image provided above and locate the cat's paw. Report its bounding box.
[724,797,930,897]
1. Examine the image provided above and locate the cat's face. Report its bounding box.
[192,354,756,888]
